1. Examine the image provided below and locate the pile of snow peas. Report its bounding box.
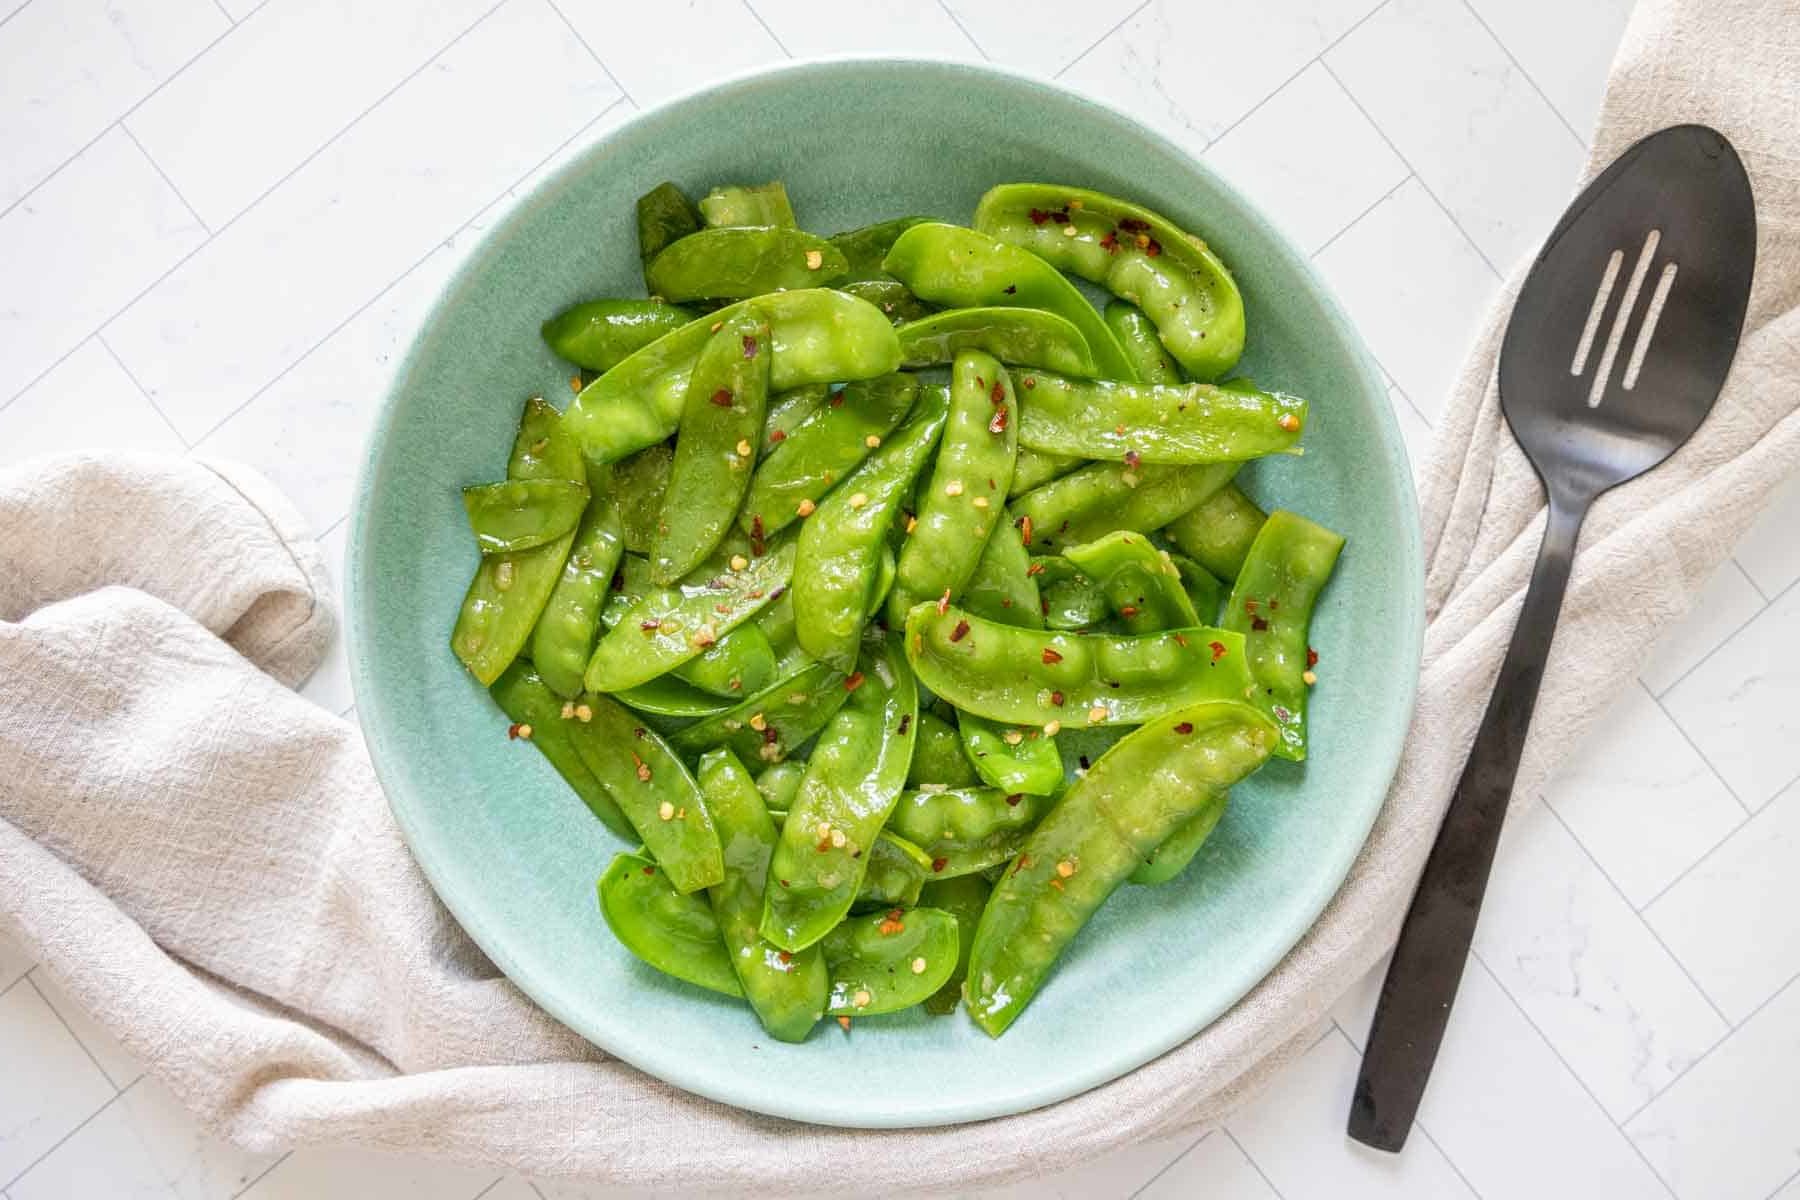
[451,179,1345,1041]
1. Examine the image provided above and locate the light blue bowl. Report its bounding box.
[348,58,1422,1129]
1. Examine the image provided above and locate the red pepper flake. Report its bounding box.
[1078,755,1091,770]
[750,513,766,558]
[642,865,655,876]
[1041,647,1063,665]
[1272,704,1293,722]
[1251,615,1270,632]
[777,950,793,964]
[897,713,912,736]
[990,379,1006,405]
[1026,562,1044,577]
[816,836,833,853]
[1173,721,1195,735]
[936,588,951,615]
[844,672,866,692]
[769,428,787,444]
[507,723,527,740]
[1022,376,1036,390]
[878,911,905,936]
[779,879,790,888]
[1144,238,1162,257]
[1018,515,1034,547]
[829,389,845,408]
[1268,598,1280,610]
[988,406,1009,434]
[709,388,733,407]
[769,585,786,601]
[742,335,759,359]
[950,619,971,643]
[639,619,660,632]
[763,726,779,745]
[1209,640,1227,663]
[1123,449,1141,470]
[631,752,652,782]
[1049,876,1065,891]
[1028,207,1052,225]
[1099,231,1119,254]
[1005,792,1023,807]
[1174,632,1190,648]
[1004,284,1017,295]
[1244,597,1259,614]
[1119,605,1140,618]
[837,1015,852,1031]
[611,571,625,590]
[931,856,949,873]
[1049,690,1065,707]
[1001,598,1013,608]
[1118,217,1150,233]
[1307,646,1320,668]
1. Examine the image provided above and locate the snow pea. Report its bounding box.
[823,907,958,1016]
[964,699,1278,1035]
[1035,558,1109,630]
[961,516,1044,629]
[541,299,697,373]
[906,709,980,788]
[489,662,634,840]
[1167,552,1227,625]
[740,373,917,538]
[462,479,589,555]
[1063,531,1198,635]
[1162,483,1267,581]
[755,761,806,811]
[695,749,827,1041]
[881,223,1137,381]
[529,476,625,698]
[1013,371,1306,464]
[635,181,701,271]
[613,674,732,722]
[564,289,901,464]
[762,633,918,951]
[889,786,1053,878]
[957,712,1063,795]
[583,536,795,693]
[598,852,740,995]
[670,622,776,698]
[1008,448,1081,498]
[645,228,848,302]
[841,279,934,324]
[918,874,988,1014]
[1104,299,1180,384]
[905,603,1256,727]
[611,446,672,554]
[896,308,1095,376]
[765,806,930,909]
[699,182,796,229]
[830,216,931,279]
[671,660,852,767]
[1130,789,1228,885]
[568,693,723,894]
[793,386,948,671]
[452,398,583,685]
[651,314,772,583]
[751,584,812,678]
[886,351,1018,626]
[1221,510,1344,762]
[1010,461,1238,552]
[973,184,1245,381]
[761,384,828,449]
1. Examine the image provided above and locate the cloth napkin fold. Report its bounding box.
[4,0,1798,1190]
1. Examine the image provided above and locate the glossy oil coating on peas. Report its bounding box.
[830,216,931,279]
[635,181,701,270]
[957,713,1063,795]
[568,693,723,894]
[1221,509,1344,761]
[1063,530,1199,634]
[906,603,1255,727]
[1167,552,1227,626]
[792,386,948,672]
[646,227,848,301]
[906,709,980,788]
[740,373,917,539]
[960,515,1043,629]
[1130,789,1228,885]
[762,634,918,951]
[1014,371,1306,464]
[886,351,1018,626]
[1104,299,1181,384]
[452,398,584,685]
[698,182,796,229]
[529,474,625,698]
[670,622,777,698]
[896,307,1096,376]
[881,222,1138,381]
[462,479,589,555]
[1162,482,1268,581]
[887,786,1053,878]
[1009,459,1238,552]
[610,447,671,554]
[695,749,827,1041]
[612,674,731,723]
[1007,447,1082,498]
[760,383,829,449]
[764,806,930,907]
[917,874,989,1014]
[754,761,806,811]
[541,298,697,372]
[564,289,900,464]
[672,659,852,767]
[964,700,1277,1036]
[489,662,634,841]
[974,184,1245,381]
[823,907,959,1016]
[1034,557,1109,630]
[598,853,741,996]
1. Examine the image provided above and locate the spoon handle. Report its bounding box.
[1348,494,1588,1152]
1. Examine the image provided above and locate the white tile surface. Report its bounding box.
[299,520,353,716]
[237,1145,497,1200]
[0,339,184,464]
[1544,683,1745,908]
[0,930,33,994]
[0,128,207,404]
[29,971,144,1090]
[749,0,978,57]
[942,0,1140,74]
[0,0,225,212]
[1466,0,1637,139]
[1327,0,1587,271]
[1638,558,1770,696]
[553,0,785,107]
[1387,383,1435,477]
[0,979,117,1184]
[1735,472,1800,599]
[1136,1130,1279,1200]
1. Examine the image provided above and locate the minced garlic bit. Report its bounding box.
[865,434,881,448]
[1002,729,1024,746]
[905,514,919,534]
[943,479,965,497]
[910,957,928,975]
[1087,705,1108,724]
[797,498,817,517]
[735,438,753,457]
[658,800,675,821]
[759,743,781,762]
[561,701,577,719]
[971,495,990,509]
[1303,669,1319,686]
[1056,859,1076,878]
[1278,413,1301,432]
[1120,471,1140,488]
[805,249,824,270]
[830,829,847,849]
[575,704,593,723]
[1043,719,1063,736]
[692,623,718,648]
[848,491,869,509]
[748,713,768,731]
[787,691,810,705]
[853,988,872,1008]
[710,321,723,333]
[1061,222,1079,237]
[494,560,516,591]
[510,723,533,740]
[568,375,582,393]
[816,820,832,840]
[729,554,749,571]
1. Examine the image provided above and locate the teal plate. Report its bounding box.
[348,58,1422,1129]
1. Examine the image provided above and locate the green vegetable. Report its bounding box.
[1063,530,1198,634]
[1131,789,1228,885]
[646,227,848,301]
[1167,552,1226,625]
[1007,448,1082,498]
[740,373,917,539]
[829,216,930,279]
[461,479,589,554]
[1014,372,1306,464]
[611,446,672,554]
[957,712,1063,795]
[670,622,777,698]
[1162,483,1267,581]
[489,662,633,840]
[529,476,625,697]
[671,660,853,767]
[887,786,1053,879]
[635,181,702,271]
[699,182,796,229]
[1104,299,1181,384]
[755,761,806,810]
[823,908,959,1016]
[1034,557,1109,630]
[917,874,989,1014]
[1010,461,1238,552]
[896,308,1095,376]
[841,279,935,324]
[598,852,739,995]
[906,709,980,788]
[541,299,696,372]
[761,384,829,448]
[960,516,1043,629]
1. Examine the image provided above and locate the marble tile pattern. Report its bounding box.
[2,1,1793,1198]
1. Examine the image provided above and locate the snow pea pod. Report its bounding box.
[451,399,583,685]
[569,693,723,893]
[740,373,917,538]
[699,182,796,229]
[1014,371,1306,464]
[1162,483,1267,581]
[906,709,980,788]
[905,603,1256,727]
[583,536,795,693]
[1221,510,1344,761]
[670,622,777,698]
[1035,558,1109,630]
[529,477,625,698]
[651,314,771,583]
[964,699,1278,1035]
[671,659,852,767]
[564,289,901,464]
[598,852,740,996]
[841,279,934,324]
[755,761,806,811]
[635,181,701,271]
[1008,448,1081,498]
[1130,789,1228,885]
[696,749,827,1042]
[793,386,948,671]
[973,184,1245,381]
[751,584,812,677]
[881,223,1137,381]
[764,806,931,909]
[918,874,988,1014]
[489,662,634,840]
[830,216,931,279]
[896,308,1095,376]
[1167,552,1227,625]
[462,479,589,555]
[645,227,848,302]
[761,384,828,449]
[957,712,1063,795]
[961,517,1043,629]
[886,351,1018,626]
[1104,299,1181,384]
[823,907,959,1016]
[1010,461,1238,552]
[613,674,732,722]
[611,446,671,555]
[1063,531,1198,634]
[541,299,696,373]
[762,634,918,951]
[889,786,1053,878]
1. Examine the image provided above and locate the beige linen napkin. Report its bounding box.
[3,0,1798,1190]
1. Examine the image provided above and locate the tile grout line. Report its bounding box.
[229,1149,291,1198]
[1124,1129,1215,1200]
[1310,170,1413,260]
[1317,56,1506,281]
[544,0,637,107]
[1458,0,1592,149]
[0,0,31,36]
[1643,559,1774,699]
[96,333,192,450]
[467,1173,510,1199]
[1634,774,1782,916]
[1764,1159,1800,1200]
[1,1074,140,1192]
[527,1181,549,1199]
[188,94,629,450]
[1736,554,1774,604]
[23,970,122,1092]
[933,0,989,61]
[1621,965,1800,1129]
[738,0,793,58]
[1223,1127,1291,1200]
[1326,1024,1490,1198]
[1050,0,1151,80]
[1642,679,1754,816]
[210,0,235,24]
[1385,377,1438,432]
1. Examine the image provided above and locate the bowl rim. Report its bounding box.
[347,52,1425,1128]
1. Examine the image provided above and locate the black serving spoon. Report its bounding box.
[1349,124,1756,1152]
